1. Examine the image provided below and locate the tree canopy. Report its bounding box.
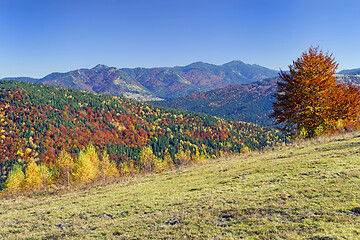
[270,47,360,138]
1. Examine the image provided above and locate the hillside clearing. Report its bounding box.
[1,133,360,239]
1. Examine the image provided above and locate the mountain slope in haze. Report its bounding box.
[151,74,360,126]
[150,77,278,126]
[338,68,360,75]
[2,61,278,101]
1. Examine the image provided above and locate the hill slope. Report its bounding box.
[338,68,360,75]
[152,74,360,126]
[1,133,360,239]
[0,80,284,187]
[2,61,278,101]
[151,77,278,126]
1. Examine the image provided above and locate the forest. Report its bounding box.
[0,80,285,193]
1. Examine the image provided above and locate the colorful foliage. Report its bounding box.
[23,158,43,192]
[100,151,119,182]
[72,149,98,184]
[139,146,159,172]
[55,149,74,187]
[0,80,285,189]
[271,47,360,138]
[1,164,25,195]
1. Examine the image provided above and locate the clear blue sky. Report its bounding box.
[1,0,360,78]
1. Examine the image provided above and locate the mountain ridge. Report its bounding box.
[2,61,278,101]
[338,68,360,75]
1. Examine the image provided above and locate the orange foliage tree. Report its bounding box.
[270,47,360,138]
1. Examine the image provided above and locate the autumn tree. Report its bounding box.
[175,149,192,166]
[139,146,159,172]
[326,83,360,132]
[84,142,100,177]
[55,148,74,187]
[72,148,98,184]
[2,164,25,195]
[270,47,360,138]
[23,158,43,192]
[99,150,119,182]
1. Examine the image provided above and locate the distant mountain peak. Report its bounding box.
[223,60,245,65]
[92,64,109,70]
[338,68,360,75]
[184,61,214,68]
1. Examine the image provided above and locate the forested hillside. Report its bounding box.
[151,78,277,126]
[151,74,360,126]
[0,81,285,190]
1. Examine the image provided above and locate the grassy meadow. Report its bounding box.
[1,133,360,239]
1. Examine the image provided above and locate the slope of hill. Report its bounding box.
[338,68,360,75]
[150,77,278,126]
[335,73,360,85]
[2,61,278,101]
[1,133,359,239]
[151,74,360,126]
[0,80,284,188]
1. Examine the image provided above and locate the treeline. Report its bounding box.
[0,80,285,194]
[1,143,119,195]
[1,142,208,195]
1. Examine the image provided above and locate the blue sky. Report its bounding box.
[1,0,360,78]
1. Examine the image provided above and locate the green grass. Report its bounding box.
[1,133,360,239]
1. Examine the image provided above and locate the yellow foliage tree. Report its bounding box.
[55,149,74,187]
[191,148,201,162]
[240,146,250,154]
[84,142,100,177]
[154,152,174,171]
[2,164,25,195]
[139,146,158,172]
[72,149,98,184]
[39,164,51,187]
[119,160,139,176]
[99,151,119,182]
[23,158,43,192]
[175,149,192,166]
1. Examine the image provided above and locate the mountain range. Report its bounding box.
[4,63,360,127]
[2,61,278,101]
